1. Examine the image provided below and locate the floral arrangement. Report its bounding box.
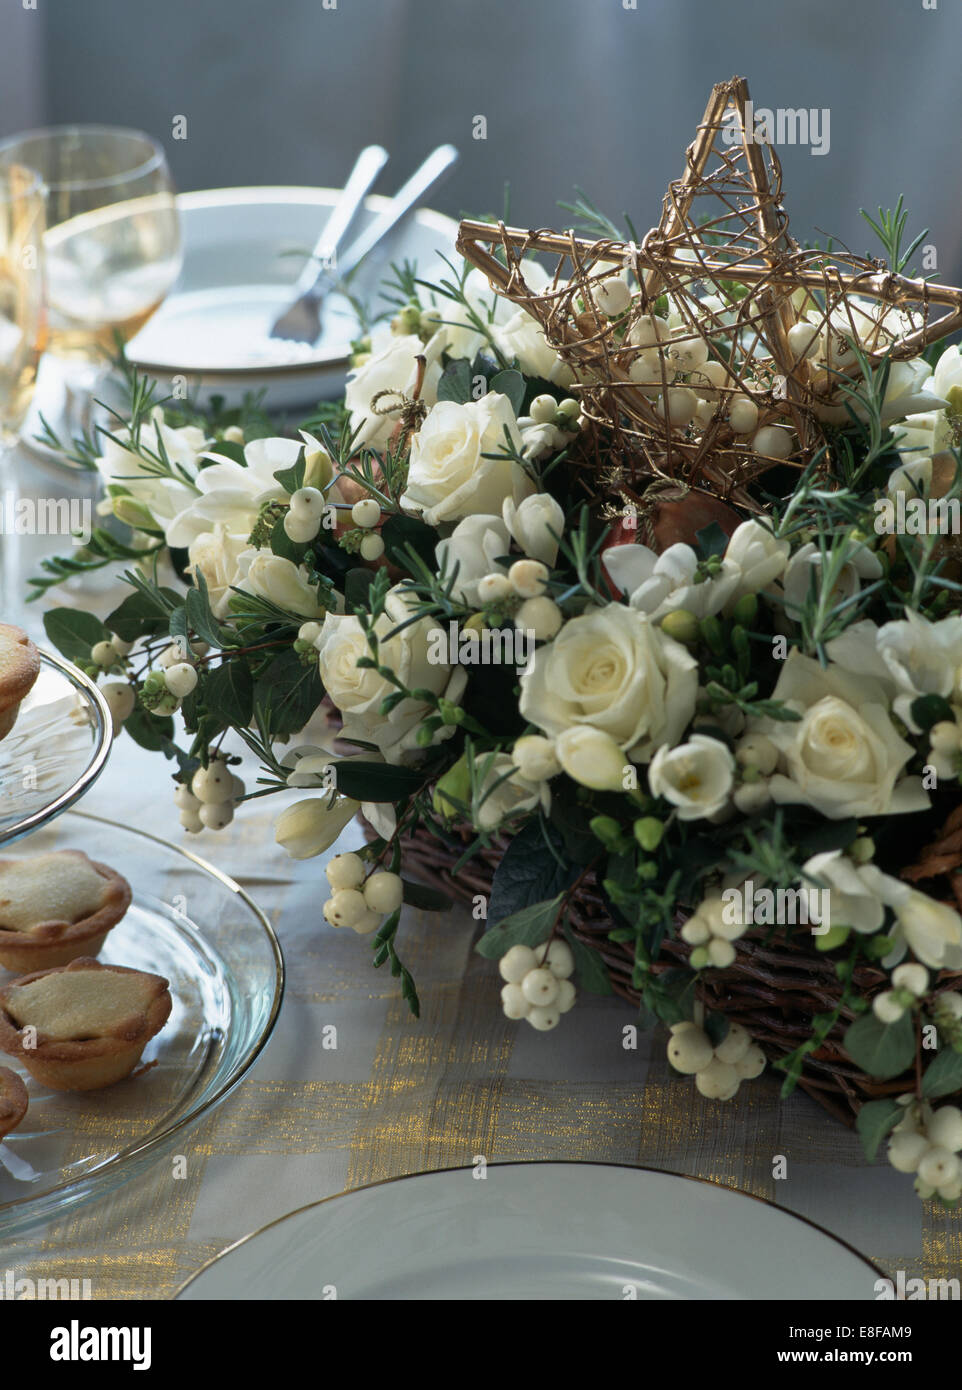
[32,185,962,1211]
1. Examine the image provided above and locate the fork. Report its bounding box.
[270,143,389,343]
[270,143,460,345]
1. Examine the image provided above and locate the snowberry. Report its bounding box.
[544,940,574,979]
[359,533,385,561]
[191,759,235,805]
[508,559,549,598]
[153,693,180,716]
[284,510,321,543]
[887,1131,931,1173]
[350,909,383,936]
[751,425,794,459]
[930,721,961,755]
[555,979,576,1013]
[173,783,200,812]
[324,889,367,928]
[326,852,365,891]
[680,917,712,946]
[158,641,190,669]
[90,640,117,669]
[530,394,558,426]
[101,681,135,727]
[477,572,512,604]
[734,1044,766,1079]
[499,944,539,984]
[667,1027,713,1075]
[515,596,562,641]
[110,634,135,657]
[733,782,772,815]
[695,1057,739,1100]
[873,991,906,1024]
[936,992,962,1019]
[164,662,199,698]
[927,1107,962,1152]
[557,397,581,420]
[892,963,929,998]
[289,487,325,519]
[915,1178,936,1199]
[594,276,631,317]
[735,734,779,775]
[728,395,759,435]
[628,314,670,348]
[714,1021,751,1064]
[363,871,403,914]
[231,775,245,800]
[521,968,560,1007]
[501,983,530,1020]
[655,387,698,429]
[917,1146,961,1189]
[707,937,736,969]
[787,322,819,359]
[180,809,203,834]
[351,498,381,529]
[628,347,670,391]
[527,1004,561,1031]
[298,621,323,646]
[199,801,234,831]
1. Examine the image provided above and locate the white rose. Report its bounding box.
[752,649,928,819]
[890,891,962,972]
[236,552,327,618]
[603,541,740,620]
[502,492,565,566]
[165,435,303,550]
[648,734,734,820]
[495,308,574,385]
[801,850,889,934]
[275,794,360,859]
[97,407,205,530]
[401,393,533,526]
[436,514,510,605]
[875,609,962,729]
[475,752,548,830]
[344,331,442,451]
[782,540,883,620]
[316,585,468,764]
[187,523,251,617]
[519,602,698,761]
[723,519,790,605]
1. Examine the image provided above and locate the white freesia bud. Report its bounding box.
[275,795,360,859]
[555,726,628,791]
[647,735,735,820]
[502,492,565,566]
[723,519,791,602]
[239,553,327,618]
[512,734,562,783]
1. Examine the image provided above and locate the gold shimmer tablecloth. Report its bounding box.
[3,470,961,1299]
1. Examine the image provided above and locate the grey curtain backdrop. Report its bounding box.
[2,0,961,280]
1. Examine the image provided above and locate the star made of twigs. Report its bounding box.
[456,76,962,508]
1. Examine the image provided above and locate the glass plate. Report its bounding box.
[0,649,112,847]
[0,810,284,1238]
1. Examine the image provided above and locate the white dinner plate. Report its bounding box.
[177,1161,881,1300]
[127,186,459,411]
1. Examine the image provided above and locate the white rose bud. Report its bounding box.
[555,726,629,792]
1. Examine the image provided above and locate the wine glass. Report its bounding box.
[0,162,45,612]
[0,126,181,463]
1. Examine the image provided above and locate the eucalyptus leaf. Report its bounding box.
[475,895,562,960]
[42,609,108,664]
[489,369,525,417]
[437,358,475,405]
[561,924,612,995]
[843,1010,915,1080]
[921,1045,962,1100]
[855,1096,903,1162]
[488,819,575,927]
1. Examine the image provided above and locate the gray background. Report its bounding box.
[2,0,961,279]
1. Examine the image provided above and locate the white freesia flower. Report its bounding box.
[782,540,883,620]
[236,552,327,618]
[475,753,549,829]
[401,393,532,526]
[278,747,397,839]
[752,649,928,819]
[316,585,468,764]
[802,850,891,934]
[427,267,523,362]
[723,519,791,605]
[275,794,360,859]
[887,889,962,971]
[519,602,698,761]
[875,609,962,729]
[165,436,302,550]
[496,308,575,385]
[436,514,510,604]
[344,331,442,451]
[97,407,205,530]
[648,734,735,819]
[896,344,962,465]
[517,416,571,460]
[603,541,740,620]
[502,492,565,566]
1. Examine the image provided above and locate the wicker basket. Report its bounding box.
[379,820,962,1129]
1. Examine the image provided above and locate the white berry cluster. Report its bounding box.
[141,640,208,715]
[88,634,137,732]
[175,754,245,832]
[323,852,403,934]
[498,941,577,1031]
[873,962,930,1024]
[679,895,747,969]
[888,1095,962,1204]
[477,558,562,643]
[666,1020,766,1100]
[927,720,962,781]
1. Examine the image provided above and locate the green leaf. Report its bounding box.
[695,521,730,560]
[186,572,227,649]
[344,566,375,613]
[921,1045,962,1100]
[475,895,562,960]
[106,587,182,643]
[331,760,426,802]
[42,608,108,664]
[273,449,306,496]
[562,924,612,995]
[203,661,254,727]
[911,694,955,733]
[843,1010,916,1080]
[796,816,860,859]
[437,358,475,404]
[123,706,176,753]
[253,649,323,737]
[270,513,308,564]
[487,819,575,927]
[380,514,437,572]
[856,1097,903,1162]
[642,967,697,1026]
[402,879,453,912]
[489,368,525,417]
